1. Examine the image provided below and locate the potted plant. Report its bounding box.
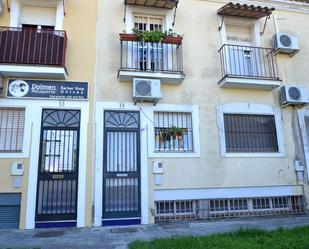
[162,29,183,45]
[119,28,140,41]
[140,30,166,43]
[159,129,170,143]
[168,126,183,140]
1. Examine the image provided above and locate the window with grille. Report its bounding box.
[154,112,193,152]
[155,200,196,216]
[223,114,279,153]
[0,108,25,152]
[134,14,164,32]
[253,198,271,210]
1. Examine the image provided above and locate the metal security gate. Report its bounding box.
[35,109,80,222]
[103,111,141,220]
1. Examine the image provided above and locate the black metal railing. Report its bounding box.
[218,44,279,81]
[0,26,67,67]
[120,40,183,73]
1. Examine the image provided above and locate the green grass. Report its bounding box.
[129,226,309,249]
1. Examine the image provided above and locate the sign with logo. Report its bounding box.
[6,79,88,100]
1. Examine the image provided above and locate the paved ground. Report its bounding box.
[1,216,309,249]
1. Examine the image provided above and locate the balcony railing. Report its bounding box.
[120,40,183,74]
[218,44,279,81]
[0,27,67,67]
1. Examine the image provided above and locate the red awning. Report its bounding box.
[217,2,275,19]
[124,0,178,9]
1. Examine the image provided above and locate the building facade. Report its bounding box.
[0,0,96,229]
[1,0,309,229]
[94,0,309,225]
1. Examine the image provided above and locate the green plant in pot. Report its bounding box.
[133,28,165,43]
[163,28,183,45]
[168,126,184,149]
[168,126,183,139]
[159,129,170,143]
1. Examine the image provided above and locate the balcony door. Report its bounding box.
[131,14,168,71]
[225,24,260,77]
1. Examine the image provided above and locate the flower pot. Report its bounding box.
[162,36,183,45]
[119,33,139,41]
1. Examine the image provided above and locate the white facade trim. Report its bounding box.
[0,65,67,79]
[94,101,149,225]
[219,76,281,90]
[219,16,261,47]
[10,0,63,29]
[298,109,309,182]
[147,104,200,158]
[217,103,285,157]
[1,99,90,229]
[94,101,200,226]
[154,185,304,201]
[125,5,175,32]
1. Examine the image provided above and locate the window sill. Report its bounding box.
[221,152,285,158]
[0,151,29,158]
[149,151,200,158]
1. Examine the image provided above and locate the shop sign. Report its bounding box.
[6,79,88,100]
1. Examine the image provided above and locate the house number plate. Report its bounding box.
[52,175,64,179]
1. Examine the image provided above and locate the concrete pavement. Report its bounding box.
[1,216,309,249]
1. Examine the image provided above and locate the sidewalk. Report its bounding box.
[1,216,309,249]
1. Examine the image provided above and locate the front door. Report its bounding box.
[103,111,141,221]
[35,109,80,223]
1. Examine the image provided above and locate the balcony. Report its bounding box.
[218,44,281,90]
[118,37,185,84]
[0,27,67,79]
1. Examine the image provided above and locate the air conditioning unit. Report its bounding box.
[133,78,162,104]
[280,85,309,108]
[273,33,299,56]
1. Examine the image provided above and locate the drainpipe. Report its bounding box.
[292,108,309,213]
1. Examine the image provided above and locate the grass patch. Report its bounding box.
[129,226,309,249]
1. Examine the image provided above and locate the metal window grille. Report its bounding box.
[0,108,25,152]
[224,114,279,153]
[155,196,305,223]
[155,200,198,222]
[154,112,193,152]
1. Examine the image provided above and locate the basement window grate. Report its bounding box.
[155,196,305,223]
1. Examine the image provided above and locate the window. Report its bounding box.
[155,200,196,216]
[134,14,164,32]
[253,198,271,210]
[22,24,55,31]
[154,112,193,152]
[223,114,279,153]
[0,108,25,152]
[217,103,284,157]
[225,24,253,45]
[20,5,57,28]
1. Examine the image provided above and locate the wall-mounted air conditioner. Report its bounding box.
[280,85,309,108]
[133,78,162,104]
[273,33,299,56]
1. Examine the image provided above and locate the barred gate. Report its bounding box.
[35,109,80,222]
[103,111,141,220]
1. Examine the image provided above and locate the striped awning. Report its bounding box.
[217,2,275,19]
[124,0,178,9]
